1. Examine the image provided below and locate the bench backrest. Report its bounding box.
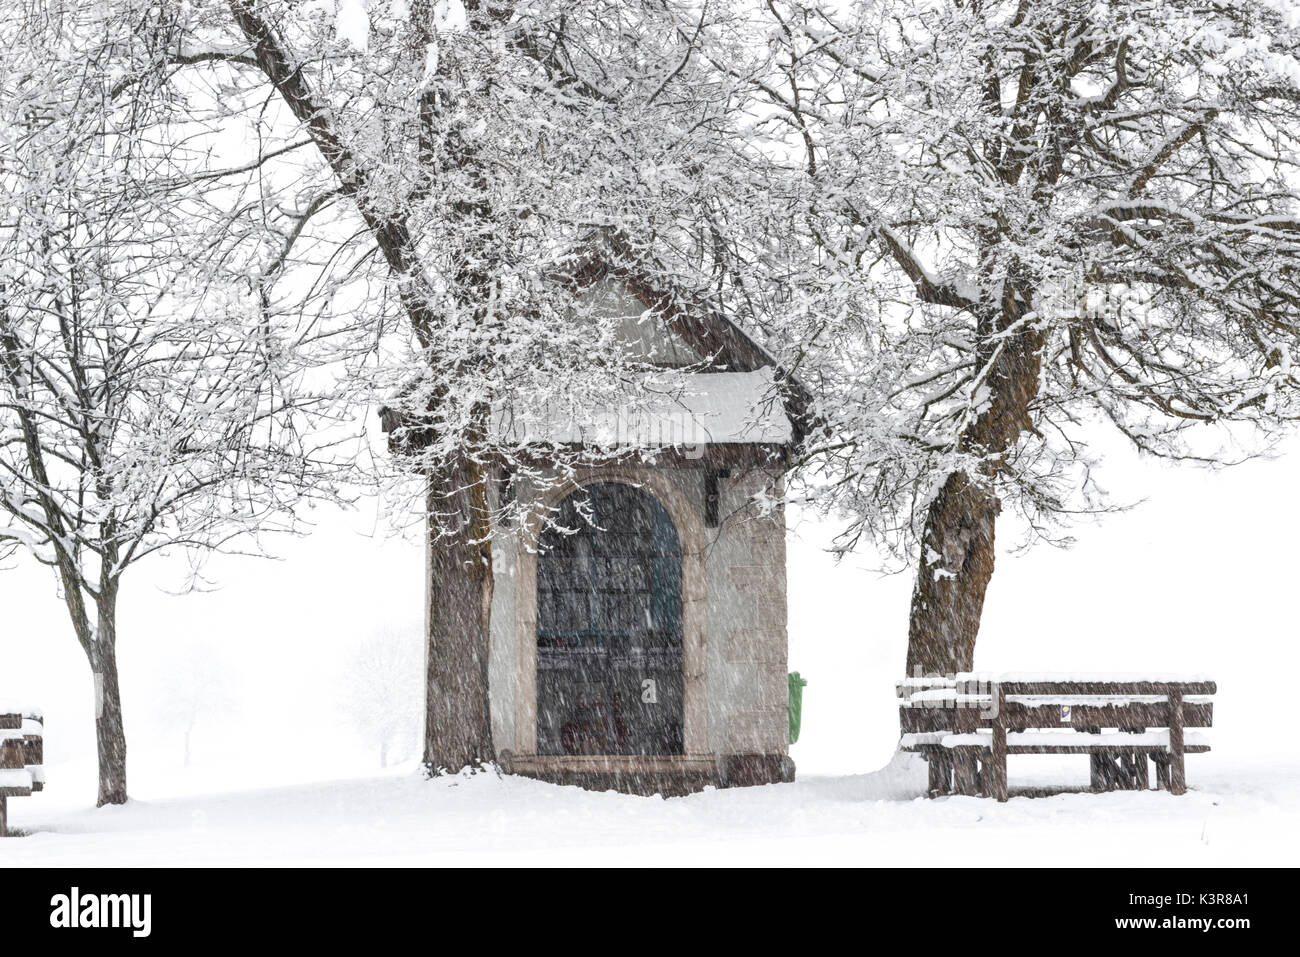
[900,680,1214,734]
[0,713,42,768]
[970,680,1216,696]
[896,677,956,698]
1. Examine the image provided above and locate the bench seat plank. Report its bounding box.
[902,693,1213,706]
[903,730,1210,752]
[900,705,1213,734]
[0,768,33,796]
[1003,702,1212,728]
[955,671,1215,693]
[941,730,1209,749]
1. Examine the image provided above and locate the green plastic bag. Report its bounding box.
[788,671,808,744]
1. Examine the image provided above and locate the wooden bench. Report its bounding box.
[898,675,1214,802]
[0,709,44,837]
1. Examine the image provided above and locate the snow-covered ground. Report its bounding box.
[4,430,1300,866]
[4,753,1298,866]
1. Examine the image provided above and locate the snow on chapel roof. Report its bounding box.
[493,367,794,447]
[380,248,811,455]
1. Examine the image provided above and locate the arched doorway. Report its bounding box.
[536,482,684,755]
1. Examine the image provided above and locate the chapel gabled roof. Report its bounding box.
[380,243,813,458]
[560,252,777,375]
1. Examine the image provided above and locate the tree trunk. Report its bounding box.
[905,300,1044,676]
[906,471,1000,676]
[89,593,128,806]
[423,457,495,774]
[50,546,129,804]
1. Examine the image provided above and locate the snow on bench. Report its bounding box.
[896,676,957,694]
[903,691,1215,708]
[0,769,33,791]
[0,719,44,740]
[0,710,43,837]
[898,675,1215,801]
[897,671,1213,686]
[900,729,1211,750]
[935,730,1211,750]
[959,670,1214,684]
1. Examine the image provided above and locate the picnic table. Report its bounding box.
[0,708,44,837]
[898,674,1214,801]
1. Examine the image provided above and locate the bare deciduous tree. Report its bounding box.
[202,0,774,773]
[1,1,353,804]
[154,640,236,767]
[338,628,422,768]
[743,0,1300,674]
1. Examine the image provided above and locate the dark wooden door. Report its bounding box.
[536,482,684,755]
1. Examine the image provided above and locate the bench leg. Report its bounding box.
[1086,728,1109,791]
[1168,748,1186,795]
[982,755,1008,802]
[990,733,1008,803]
[1094,753,1137,791]
[953,751,980,796]
[927,753,952,796]
[1090,754,1113,791]
[1113,728,1148,790]
[1168,689,1187,795]
[0,795,6,838]
[1115,754,1135,790]
[939,752,955,795]
[1152,753,1170,791]
[1133,753,1150,790]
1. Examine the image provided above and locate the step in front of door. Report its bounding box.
[504,753,720,797]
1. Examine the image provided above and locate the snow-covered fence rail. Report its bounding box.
[898,675,1215,801]
[0,709,43,836]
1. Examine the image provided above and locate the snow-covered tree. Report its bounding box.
[198,0,777,773]
[153,641,237,767]
[0,2,354,804]
[338,628,422,768]
[741,0,1300,674]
